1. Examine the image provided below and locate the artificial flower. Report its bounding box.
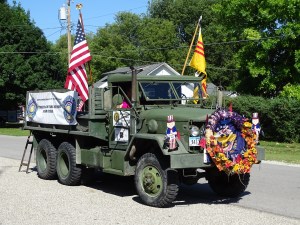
[204,109,258,175]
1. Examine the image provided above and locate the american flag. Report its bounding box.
[65,17,91,109]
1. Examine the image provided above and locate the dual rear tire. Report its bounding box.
[56,142,82,185]
[36,139,57,180]
[36,139,81,185]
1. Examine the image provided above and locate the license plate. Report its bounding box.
[189,137,200,146]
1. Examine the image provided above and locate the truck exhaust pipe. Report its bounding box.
[130,66,137,107]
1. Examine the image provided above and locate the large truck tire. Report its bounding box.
[36,139,57,180]
[56,142,82,186]
[207,167,250,197]
[134,153,179,207]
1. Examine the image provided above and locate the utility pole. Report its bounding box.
[67,0,72,63]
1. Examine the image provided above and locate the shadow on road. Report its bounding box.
[26,166,250,207]
[131,183,249,207]
[175,183,249,205]
[85,172,250,207]
[86,173,136,197]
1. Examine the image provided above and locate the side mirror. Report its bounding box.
[112,94,124,106]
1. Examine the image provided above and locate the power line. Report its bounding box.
[0,32,291,72]
[47,29,64,38]
[84,5,147,21]
[117,57,238,71]
[0,52,61,55]
[0,5,147,34]
[0,24,63,30]
[205,35,285,46]
[1,23,288,49]
[0,33,289,55]
[0,50,238,71]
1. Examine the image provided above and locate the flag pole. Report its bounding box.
[76,3,93,87]
[181,16,202,75]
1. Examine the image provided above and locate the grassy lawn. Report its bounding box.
[260,141,300,164]
[0,127,30,136]
[0,126,299,164]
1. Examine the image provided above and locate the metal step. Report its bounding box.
[19,132,34,173]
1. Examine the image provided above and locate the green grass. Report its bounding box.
[260,141,300,164]
[0,127,30,136]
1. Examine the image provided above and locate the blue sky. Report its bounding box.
[8,0,149,42]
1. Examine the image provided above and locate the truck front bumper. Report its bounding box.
[170,145,266,169]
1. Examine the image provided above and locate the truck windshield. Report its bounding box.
[140,82,177,100]
[140,81,186,101]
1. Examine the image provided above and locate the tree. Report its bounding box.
[0,1,65,109]
[51,34,69,74]
[213,0,300,97]
[55,1,236,88]
[90,12,142,79]
[279,84,300,101]
[90,12,185,81]
[148,0,238,88]
[136,17,185,72]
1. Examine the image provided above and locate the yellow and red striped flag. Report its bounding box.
[189,28,208,100]
[192,74,208,102]
[190,28,206,74]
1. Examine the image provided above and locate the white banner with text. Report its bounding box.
[26,91,78,125]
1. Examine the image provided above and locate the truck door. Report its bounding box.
[108,84,133,150]
[110,109,131,148]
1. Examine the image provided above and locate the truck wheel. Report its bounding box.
[36,139,57,180]
[134,153,179,207]
[56,142,81,186]
[207,168,250,197]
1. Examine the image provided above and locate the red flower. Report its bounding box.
[199,138,206,148]
[225,161,233,168]
[236,154,242,163]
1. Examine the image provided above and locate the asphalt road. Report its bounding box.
[0,135,299,224]
[0,135,28,160]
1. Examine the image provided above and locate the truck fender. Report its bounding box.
[125,133,165,161]
[125,133,187,162]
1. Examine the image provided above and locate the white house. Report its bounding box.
[94,62,181,88]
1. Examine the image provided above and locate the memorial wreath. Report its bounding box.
[204,109,258,175]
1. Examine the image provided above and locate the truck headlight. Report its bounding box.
[190,125,200,137]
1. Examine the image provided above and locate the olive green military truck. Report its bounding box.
[24,69,264,207]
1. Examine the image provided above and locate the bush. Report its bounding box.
[225,96,300,143]
[267,98,300,143]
